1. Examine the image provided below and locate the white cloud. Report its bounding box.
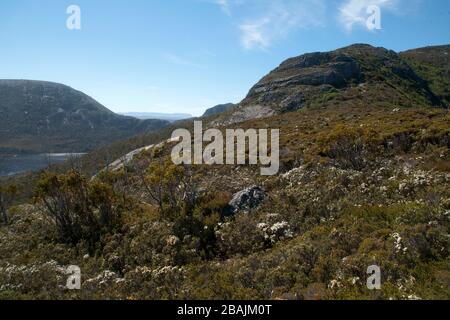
[213,0,326,50]
[338,0,400,31]
[239,18,271,50]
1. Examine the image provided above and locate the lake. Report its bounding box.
[0,153,86,177]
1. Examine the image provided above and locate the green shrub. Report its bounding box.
[34,170,124,251]
[317,125,366,170]
[0,184,18,224]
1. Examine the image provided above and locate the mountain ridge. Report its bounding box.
[0,80,170,154]
[120,112,193,122]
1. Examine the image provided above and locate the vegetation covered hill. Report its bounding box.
[400,45,450,107]
[214,44,444,125]
[0,44,448,300]
[0,80,169,155]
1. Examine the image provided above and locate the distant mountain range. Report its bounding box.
[0,80,169,155]
[120,112,192,122]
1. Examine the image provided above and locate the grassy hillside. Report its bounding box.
[0,104,448,300]
[0,44,448,300]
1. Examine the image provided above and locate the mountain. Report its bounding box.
[1,44,449,300]
[202,103,236,117]
[120,112,192,122]
[0,80,169,154]
[214,44,445,125]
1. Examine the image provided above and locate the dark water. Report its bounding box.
[0,153,85,177]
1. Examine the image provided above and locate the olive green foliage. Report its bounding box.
[0,94,449,302]
[34,170,125,250]
[142,156,231,260]
[401,45,450,106]
[317,125,367,170]
[1,44,449,300]
[143,157,190,212]
[0,184,18,224]
[1,104,448,300]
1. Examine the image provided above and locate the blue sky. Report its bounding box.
[0,0,449,116]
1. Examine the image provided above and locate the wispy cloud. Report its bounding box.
[239,17,271,50]
[212,0,415,48]
[213,0,231,14]
[338,0,400,31]
[213,0,326,50]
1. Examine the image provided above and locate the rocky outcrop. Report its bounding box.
[247,54,362,97]
[213,104,275,126]
[94,136,181,177]
[241,49,364,113]
[228,186,266,214]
